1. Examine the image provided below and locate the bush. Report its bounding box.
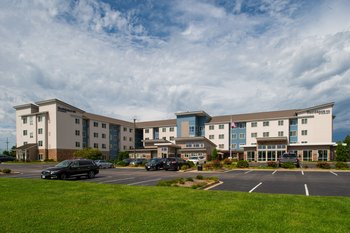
[212,160,223,169]
[2,168,11,174]
[186,177,194,182]
[281,162,296,169]
[236,160,249,168]
[116,161,128,166]
[223,158,232,165]
[267,161,278,168]
[187,161,195,168]
[191,182,207,189]
[316,162,331,169]
[181,165,188,170]
[196,175,204,180]
[204,163,213,170]
[335,162,348,169]
[208,176,219,182]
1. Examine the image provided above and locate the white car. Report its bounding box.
[94,160,113,169]
[188,156,206,165]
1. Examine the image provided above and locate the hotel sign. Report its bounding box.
[306,109,330,115]
[57,106,76,113]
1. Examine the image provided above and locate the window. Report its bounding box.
[209,135,214,139]
[93,122,98,127]
[145,137,149,140]
[231,144,237,149]
[219,134,224,139]
[239,133,245,139]
[29,116,33,125]
[37,116,42,122]
[93,132,98,138]
[278,131,284,137]
[301,118,308,124]
[162,128,166,132]
[247,151,255,162]
[170,136,174,141]
[263,121,269,127]
[23,141,28,145]
[189,126,195,133]
[38,141,43,146]
[75,130,80,136]
[290,131,297,137]
[129,128,133,133]
[209,125,214,130]
[123,127,127,132]
[102,144,106,149]
[76,142,80,148]
[23,117,27,124]
[102,133,106,139]
[130,137,133,142]
[263,132,269,137]
[170,127,174,132]
[145,129,149,133]
[237,123,246,128]
[301,130,308,136]
[258,151,266,161]
[38,128,43,134]
[30,132,33,138]
[232,133,237,139]
[219,124,224,129]
[123,136,126,141]
[162,137,166,140]
[251,132,257,138]
[251,122,257,127]
[278,120,284,126]
[94,143,98,148]
[23,130,27,136]
[303,150,312,161]
[318,150,328,161]
[219,144,224,149]
[75,118,80,124]
[102,123,106,128]
[123,146,126,150]
[290,119,297,125]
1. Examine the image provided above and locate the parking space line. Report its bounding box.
[272,170,277,175]
[301,170,304,175]
[127,178,161,186]
[204,181,223,190]
[304,184,310,196]
[249,182,262,193]
[330,171,338,176]
[244,170,253,174]
[98,177,135,184]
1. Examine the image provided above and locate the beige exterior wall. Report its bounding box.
[89,120,109,152]
[120,125,134,151]
[246,119,289,145]
[205,123,229,150]
[158,126,177,142]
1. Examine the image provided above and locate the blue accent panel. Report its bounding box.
[82,119,89,148]
[289,119,298,143]
[231,123,246,150]
[109,124,120,160]
[176,114,211,137]
[153,128,159,139]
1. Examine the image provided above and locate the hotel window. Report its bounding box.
[93,133,98,138]
[239,133,245,139]
[318,150,328,161]
[162,128,166,132]
[209,135,214,139]
[170,127,174,132]
[232,133,237,139]
[247,151,255,161]
[278,131,284,137]
[251,132,257,138]
[23,130,27,136]
[219,124,224,129]
[301,118,308,124]
[251,122,257,127]
[263,121,269,127]
[38,128,43,134]
[94,143,98,148]
[278,120,284,126]
[30,132,33,138]
[123,136,126,141]
[219,134,224,139]
[129,128,133,133]
[237,123,246,128]
[130,137,133,142]
[290,131,297,137]
[37,116,42,122]
[303,150,312,161]
[263,132,269,137]
[145,137,149,140]
[38,141,43,146]
[145,129,149,133]
[75,130,80,136]
[290,119,297,125]
[123,146,126,150]
[102,123,106,128]
[219,144,224,149]
[75,142,80,148]
[231,144,237,149]
[93,122,98,127]
[75,118,80,124]
[189,126,195,133]
[29,116,33,125]
[170,136,174,141]
[102,133,106,139]
[209,125,214,130]
[102,144,106,149]
[301,130,308,136]
[23,117,27,124]
[123,127,127,132]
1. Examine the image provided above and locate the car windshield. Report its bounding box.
[55,160,72,168]
[283,154,296,158]
[189,156,198,160]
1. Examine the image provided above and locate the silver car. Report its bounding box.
[94,160,113,169]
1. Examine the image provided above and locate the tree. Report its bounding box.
[335,142,348,162]
[211,148,218,161]
[73,148,102,160]
[344,135,350,151]
[117,151,129,161]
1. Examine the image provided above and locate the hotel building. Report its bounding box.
[14,99,336,162]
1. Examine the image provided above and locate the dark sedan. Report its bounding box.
[145,158,165,171]
[164,157,189,171]
[0,155,16,163]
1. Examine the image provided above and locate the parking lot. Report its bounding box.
[1,163,349,197]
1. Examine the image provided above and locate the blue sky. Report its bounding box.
[0,0,350,150]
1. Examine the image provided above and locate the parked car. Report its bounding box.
[41,159,99,180]
[164,157,190,171]
[188,156,206,165]
[94,160,113,168]
[145,158,165,171]
[278,153,300,168]
[0,155,16,163]
[130,158,147,166]
[122,158,134,166]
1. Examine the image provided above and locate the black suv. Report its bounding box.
[41,159,99,180]
[164,157,189,171]
[145,158,165,171]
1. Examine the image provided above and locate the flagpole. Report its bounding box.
[229,116,232,159]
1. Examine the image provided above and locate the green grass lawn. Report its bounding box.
[1,178,349,233]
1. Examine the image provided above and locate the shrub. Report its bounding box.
[0,169,2,172]
[186,177,194,182]
[208,176,219,182]
[335,162,348,169]
[157,180,176,186]
[236,160,249,168]
[196,175,204,180]
[191,182,207,189]
[180,165,188,170]
[2,168,11,174]
[116,161,128,166]
[212,160,223,169]
[223,158,232,165]
[187,161,195,168]
[204,163,213,170]
[316,162,331,169]
[267,161,278,168]
[281,162,296,169]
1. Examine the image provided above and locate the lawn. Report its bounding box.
[0,178,349,233]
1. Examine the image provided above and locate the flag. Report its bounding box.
[231,122,237,128]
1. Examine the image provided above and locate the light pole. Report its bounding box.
[133,118,136,159]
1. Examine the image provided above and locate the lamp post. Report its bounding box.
[133,118,136,159]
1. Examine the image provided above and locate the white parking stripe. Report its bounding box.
[301,170,304,175]
[244,170,253,174]
[330,171,338,176]
[127,178,161,186]
[249,182,262,193]
[98,177,135,184]
[272,170,277,175]
[204,181,223,190]
[304,184,310,196]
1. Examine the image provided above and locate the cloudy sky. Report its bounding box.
[1,0,350,149]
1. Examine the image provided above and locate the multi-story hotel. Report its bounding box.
[14,99,336,162]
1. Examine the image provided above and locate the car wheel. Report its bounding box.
[165,168,168,171]
[88,170,95,179]
[156,166,159,170]
[146,168,150,171]
[60,173,67,180]
[99,165,102,169]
